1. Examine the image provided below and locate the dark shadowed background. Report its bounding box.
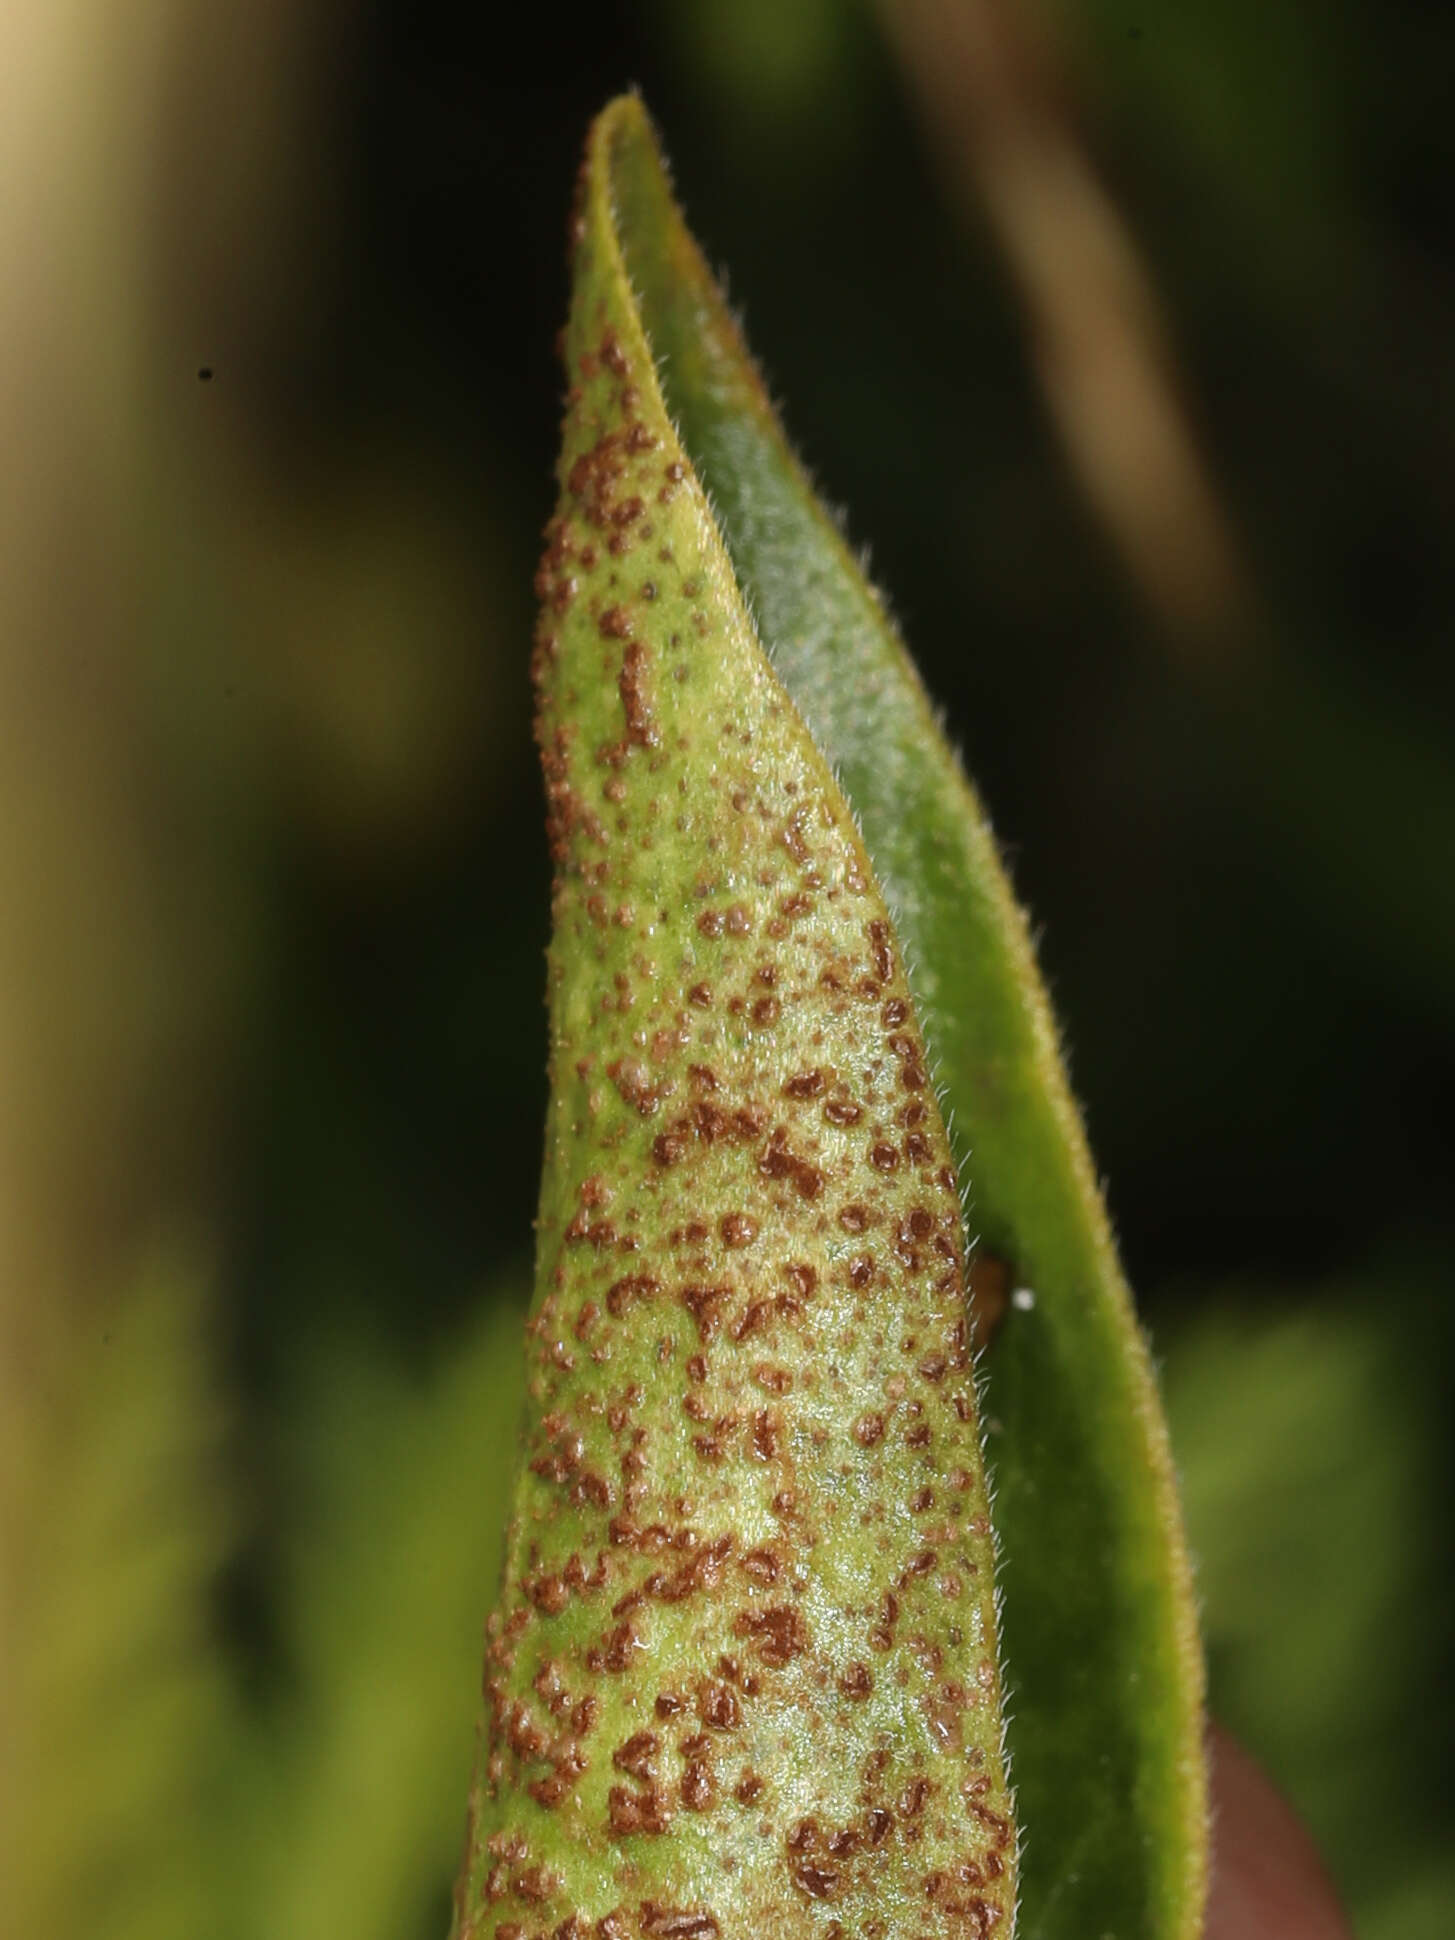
[2,3,1450,1936]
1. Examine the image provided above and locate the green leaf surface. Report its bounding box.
[598,96,1206,1940]
[455,101,1017,1940]
[459,93,1204,1940]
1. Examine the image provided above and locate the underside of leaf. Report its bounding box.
[453,101,1016,1940]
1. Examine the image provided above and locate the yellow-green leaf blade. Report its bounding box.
[599,94,1206,1940]
[454,100,1015,1940]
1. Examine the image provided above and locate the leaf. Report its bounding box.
[0,1249,233,1940]
[596,96,1206,1940]
[454,103,1017,1940]
[222,1286,529,1940]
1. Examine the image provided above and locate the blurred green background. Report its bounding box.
[1,2,1450,1936]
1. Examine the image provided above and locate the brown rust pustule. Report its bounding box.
[452,97,1014,1940]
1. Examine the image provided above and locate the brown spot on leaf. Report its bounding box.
[608,1783,672,1836]
[639,1906,719,1940]
[606,1272,660,1317]
[838,1662,874,1700]
[791,1863,839,1902]
[733,1604,810,1666]
[607,1058,660,1113]
[612,1731,660,1778]
[720,1211,758,1248]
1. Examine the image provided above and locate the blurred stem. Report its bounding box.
[877,0,1455,1030]
[876,0,1251,652]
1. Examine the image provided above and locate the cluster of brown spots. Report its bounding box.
[608,1783,673,1837]
[852,1410,886,1448]
[598,329,629,379]
[901,1777,933,1821]
[639,1904,720,1940]
[719,1211,757,1248]
[867,919,894,984]
[540,726,607,865]
[607,1058,661,1114]
[732,1603,810,1666]
[696,1679,740,1730]
[728,1288,803,1346]
[791,1860,838,1902]
[513,1865,560,1904]
[779,807,811,865]
[750,1410,781,1460]
[651,1099,764,1169]
[535,520,580,618]
[679,1749,715,1810]
[563,1174,622,1250]
[740,1544,781,1585]
[529,1416,585,1485]
[611,1534,734,1616]
[869,1591,900,1653]
[680,1282,730,1341]
[528,1740,589,1809]
[566,429,633,532]
[923,1859,1004,1935]
[923,1680,973,1750]
[667,1219,710,1249]
[838,1661,874,1700]
[617,642,659,752]
[607,1517,702,1556]
[585,1620,639,1675]
[606,1272,660,1317]
[605,1387,645,1434]
[612,1730,659,1778]
[526,1550,607,1617]
[782,1810,894,1904]
[758,1127,824,1201]
[962,1780,1014,1860]
[886,1030,927,1096]
[782,1067,824,1100]
[893,1204,955,1280]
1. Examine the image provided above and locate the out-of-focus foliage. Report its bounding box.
[1,1253,233,1940]
[1,0,1450,1937]
[1162,1274,1452,1940]
[220,1289,527,1940]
